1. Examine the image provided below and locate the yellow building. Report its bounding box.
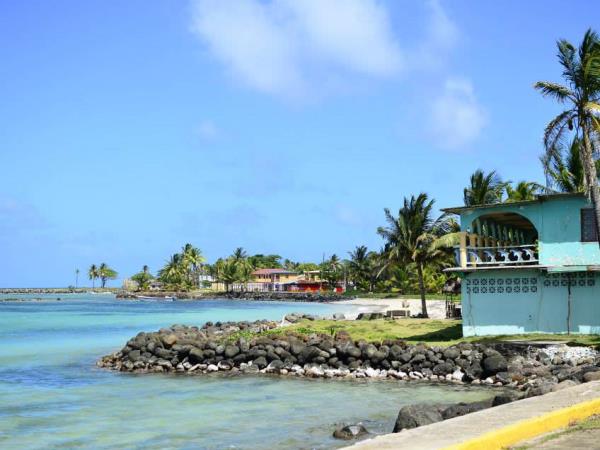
[250,268,300,291]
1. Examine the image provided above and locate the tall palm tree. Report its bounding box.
[142,265,149,274]
[182,244,205,287]
[75,268,79,288]
[463,169,508,206]
[220,259,240,292]
[158,253,185,288]
[377,193,453,317]
[505,181,544,202]
[88,264,99,289]
[231,247,247,262]
[535,29,600,244]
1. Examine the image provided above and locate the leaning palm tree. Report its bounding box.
[88,264,99,289]
[98,263,118,288]
[463,169,508,206]
[377,193,453,317]
[505,181,544,202]
[535,29,600,244]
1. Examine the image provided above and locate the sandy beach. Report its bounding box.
[337,297,447,320]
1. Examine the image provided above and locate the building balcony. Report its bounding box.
[454,243,538,269]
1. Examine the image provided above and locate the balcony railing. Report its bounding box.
[454,244,538,268]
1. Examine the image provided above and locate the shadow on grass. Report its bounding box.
[402,323,463,343]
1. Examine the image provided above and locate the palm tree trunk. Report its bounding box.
[581,130,600,247]
[416,263,429,318]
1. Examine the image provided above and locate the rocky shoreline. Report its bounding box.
[116,291,347,302]
[0,288,93,294]
[98,317,600,439]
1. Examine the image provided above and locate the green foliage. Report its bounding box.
[131,269,154,291]
[247,254,283,269]
[377,193,456,316]
[347,245,382,292]
[157,243,206,291]
[535,29,600,242]
[505,181,545,202]
[463,169,509,206]
[98,263,118,288]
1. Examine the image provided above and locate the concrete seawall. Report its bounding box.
[347,380,600,450]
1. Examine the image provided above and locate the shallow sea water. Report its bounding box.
[0,294,492,449]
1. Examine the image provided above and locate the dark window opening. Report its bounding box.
[581,208,598,242]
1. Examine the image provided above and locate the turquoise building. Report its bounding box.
[442,193,600,336]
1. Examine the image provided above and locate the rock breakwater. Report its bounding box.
[98,320,600,396]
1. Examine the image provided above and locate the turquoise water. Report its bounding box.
[0,295,491,449]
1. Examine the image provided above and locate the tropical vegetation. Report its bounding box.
[535,28,600,244]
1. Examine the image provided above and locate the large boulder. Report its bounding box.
[333,424,369,440]
[492,390,526,406]
[224,345,240,359]
[393,404,445,432]
[482,354,507,376]
[441,400,493,420]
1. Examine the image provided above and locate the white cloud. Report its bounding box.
[190,0,403,98]
[413,0,460,70]
[430,78,488,150]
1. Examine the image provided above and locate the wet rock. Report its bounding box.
[551,379,579,392]
[441,399,493,420]
[583,371,600,382]
[333,424,369,440]
[492,391,526,406]
[482,355,508,376]
[393,404,445,432]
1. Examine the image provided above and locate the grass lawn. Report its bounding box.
[278,319,600,348]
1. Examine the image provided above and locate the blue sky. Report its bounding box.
[0,0,598,287]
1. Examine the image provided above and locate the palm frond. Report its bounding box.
[533,81,575,103]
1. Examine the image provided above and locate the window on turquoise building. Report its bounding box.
[581,208,598,242]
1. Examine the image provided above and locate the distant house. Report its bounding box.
[288,270,344,293]
[148,280,164,291]
[443,193,600,336]
[249,268,300,292]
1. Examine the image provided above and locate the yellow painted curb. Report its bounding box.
[443,397,600,450]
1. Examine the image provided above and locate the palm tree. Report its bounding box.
[182,244,205,287]
[505,181,544,202]
[220,259,240,292]
[98,263,118,288]
[75,269,79,288]
[88,264,99,289]
[231,247,247,262]
[541,138,600,193]
[535,29,600,244]
[463,169,508,206]
[158,253,185,288]
[377,193,453,317]
[131,265,153,290]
